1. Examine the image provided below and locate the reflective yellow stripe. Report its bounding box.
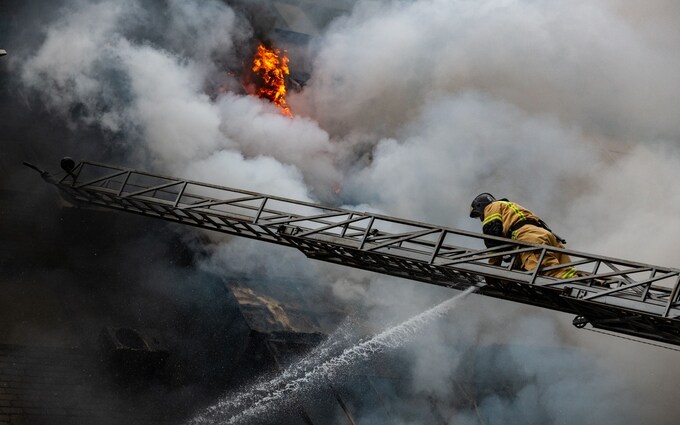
[483,213,502,225]
[497,201,526,239]
[499,201,526,221]
[561,268,577,279]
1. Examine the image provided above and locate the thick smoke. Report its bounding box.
[8,0,680,423]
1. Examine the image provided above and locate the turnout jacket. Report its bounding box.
[480,200,575,278]
[481,200,542,247]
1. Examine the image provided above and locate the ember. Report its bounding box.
[251,43,293,117]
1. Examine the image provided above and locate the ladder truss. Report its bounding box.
[43,161,680,346]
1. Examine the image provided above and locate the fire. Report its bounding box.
[251,43,293,117]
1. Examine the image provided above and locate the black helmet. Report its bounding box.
[469,193,495,218]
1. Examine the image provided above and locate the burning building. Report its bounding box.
[3,0,680,424]
[248,43,294,117]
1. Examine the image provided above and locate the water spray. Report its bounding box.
[190,286,476,424]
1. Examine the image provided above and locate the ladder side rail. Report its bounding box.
[56,161,680,329]
[65,167,680,300]
[60,184,292,246]
[664,276,680,317]
[583,272,677,301]
[299,229,680,315]
[73,161,361,215]
[70,162,677,272]
[110,176,377,237]
[67,168,680,281]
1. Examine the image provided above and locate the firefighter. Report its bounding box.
[469,193,578,279]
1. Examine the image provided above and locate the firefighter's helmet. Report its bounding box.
[469,193,496,218]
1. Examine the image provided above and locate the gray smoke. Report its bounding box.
[10,0,680,423]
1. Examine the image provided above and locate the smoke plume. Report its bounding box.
[5,0,680,423]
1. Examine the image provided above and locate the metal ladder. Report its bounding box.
[35,160,680,346]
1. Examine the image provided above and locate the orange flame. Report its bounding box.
[251,43,293,117]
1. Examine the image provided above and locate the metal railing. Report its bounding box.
[44,160,680,346]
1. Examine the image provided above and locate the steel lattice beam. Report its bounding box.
[37,161,680,346]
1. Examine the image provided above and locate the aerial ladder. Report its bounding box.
[27,159,680,347]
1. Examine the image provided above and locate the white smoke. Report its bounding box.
[342,93,594,227]
[403,293,644,425]
[565,144,680,266]
[302,0,680,142]
[15,0,680,423]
